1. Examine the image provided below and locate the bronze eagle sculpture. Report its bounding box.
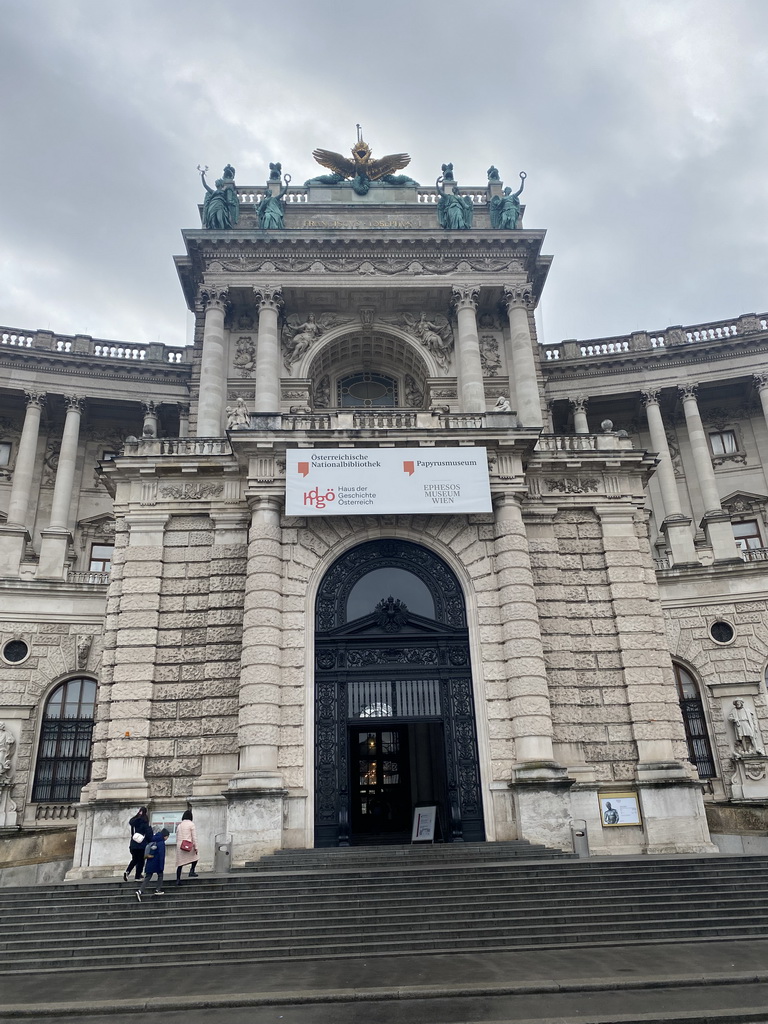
[306,133,417,193]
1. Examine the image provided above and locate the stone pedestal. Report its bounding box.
[224,784,286,865]
[729,755,768,801]
[0,783,18,828]
[0,524,30,578]
[508,771,574,851]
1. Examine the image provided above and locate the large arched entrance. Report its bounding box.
[314,539,485,847]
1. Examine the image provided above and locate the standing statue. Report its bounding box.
[0,722,15,784]
[257,173,291,230]
[490,172,527,230]
[436,176,473,231]
[729,699,764,755]
[199,164,240,230]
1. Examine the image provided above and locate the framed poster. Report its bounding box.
[150,809,184,845]
[598,792,641,827]
[411,805,437,843]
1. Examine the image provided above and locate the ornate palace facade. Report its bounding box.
[1,146,767,877]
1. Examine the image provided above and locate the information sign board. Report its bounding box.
[285,447,492,516]
[598,792,642,827]
[411,805,438,843]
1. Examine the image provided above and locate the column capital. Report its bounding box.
[754,373,768,393]
[142,401,159,416]
[23,391,46,409]
[640,388,661,407]
[254,286,284,313]
[198,285,230,313]
[451,285,480,312]
[569,396,589,413]
[678,383,699,401]
[64,395,86,414]
[501,282,533,312]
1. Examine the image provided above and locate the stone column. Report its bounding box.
[253,287,284,413]
[227,494,285,862]
[37,395,85,579]
[641,390,698,566]
[141,401,159,438]
[0,391,46,576]
[196,286,229,437]
[451,286,485,413]
[755,374,768,432]
[502,284,543,428]
[178,403,190,438]
[679,384,740,562]
[495,494,570,848]
[570,397,589,434]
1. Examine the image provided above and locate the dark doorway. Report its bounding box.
[314,539,485,847]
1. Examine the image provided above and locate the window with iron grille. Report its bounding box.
[32,678,96,803]
[673,663,716,778]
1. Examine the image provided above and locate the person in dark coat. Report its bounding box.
[136,828,169,901]
[124,806,153,882]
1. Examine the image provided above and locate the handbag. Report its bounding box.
[132,832,145,843]
[180,839,194,852]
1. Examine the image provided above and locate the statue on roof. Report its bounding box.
[436,173,473,231]
[258,172,291,230]
[199,164,240,230]
[489,172,526,230]
[305,126,418,195]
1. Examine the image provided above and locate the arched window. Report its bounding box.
[673,664,716,778]
[337,372,398,408]
[32,677,96,803]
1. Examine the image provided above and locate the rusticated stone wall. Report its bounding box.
[531,508,689,780]
[93,514,245,798]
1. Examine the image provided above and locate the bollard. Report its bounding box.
[213,831,233,873]
[570,819,590,858]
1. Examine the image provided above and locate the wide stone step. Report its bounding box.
[5,917,768,973]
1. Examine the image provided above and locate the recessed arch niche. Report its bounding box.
[305,331,433,409]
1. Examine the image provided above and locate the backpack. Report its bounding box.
[145,840,158,859]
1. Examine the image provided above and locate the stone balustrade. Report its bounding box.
[741,546,768,563]
[535,433,635,452]
[0,326,189,365]
[235,187,309,204]
[67,570,111,586]
[121,438,233,457]
[542,312,767,363]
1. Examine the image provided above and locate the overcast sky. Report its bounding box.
[1,0,766,349]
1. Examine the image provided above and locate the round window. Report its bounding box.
[3,639,29,664]
[710,621,735,645]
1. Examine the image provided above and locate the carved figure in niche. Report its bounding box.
[0,722,15,784]
[199,165,240,230]
[233,336,255,372]
[395,312,453,371]
[404,375,424,408]
[436,175,473,230]
[493,396,512,412]
[282,313,346,370]
[490,173,526,230]
[479,335,501,376]
[257,173,291,230]
[729,699,764,755]
[313,375,331,409]
[225,397,250,430]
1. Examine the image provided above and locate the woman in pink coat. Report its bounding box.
[175,809,199,885]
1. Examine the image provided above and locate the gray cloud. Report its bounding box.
[0,0,766,347]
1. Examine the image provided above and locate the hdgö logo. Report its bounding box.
[303,487,336,509]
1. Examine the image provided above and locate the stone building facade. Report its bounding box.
[0,149,765,875]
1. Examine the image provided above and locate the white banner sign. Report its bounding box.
[285,447,492,516]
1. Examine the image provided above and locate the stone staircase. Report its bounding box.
[2,845,768,975]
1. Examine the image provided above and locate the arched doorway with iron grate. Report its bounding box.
[314,539,485,847]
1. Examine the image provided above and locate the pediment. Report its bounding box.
[323,608,462,639]
[77,513,116,539]
[721,491,768,514]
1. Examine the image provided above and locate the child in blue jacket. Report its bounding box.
[136,828,170,901]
